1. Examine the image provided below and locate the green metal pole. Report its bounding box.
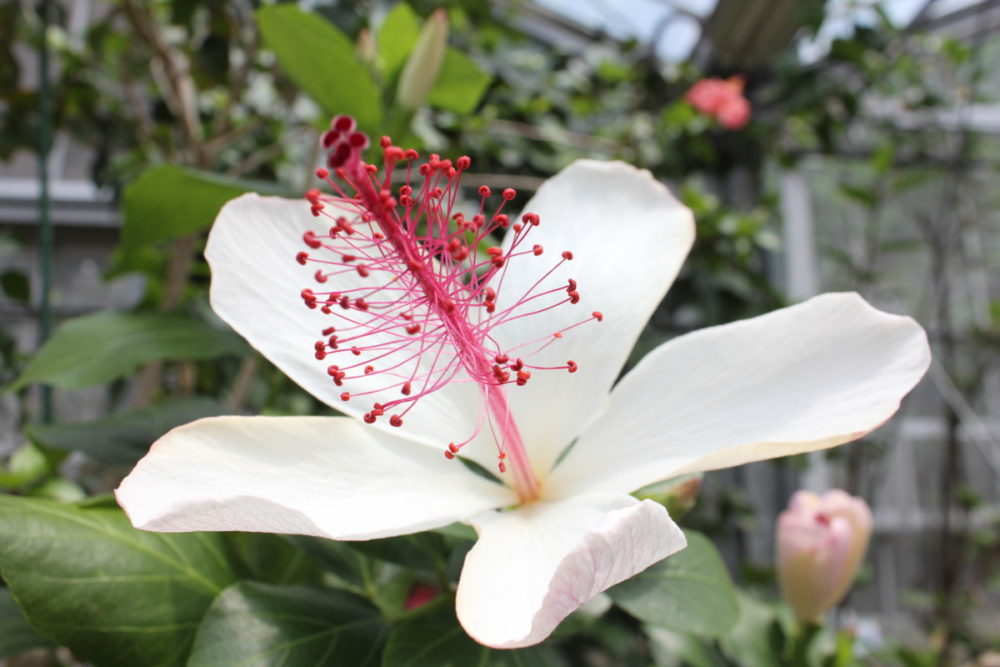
[37,0,54,424]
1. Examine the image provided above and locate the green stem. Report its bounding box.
[788,622,820,667]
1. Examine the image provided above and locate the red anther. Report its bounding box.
[315,349,326,360]
[364,365,374,374]
[357,265,370,278]
[513,223,523,232]
[405,148,419,160]
[516,369,531,386]
[332,115,356,132]
[321,305,332,314]
[364,412,376,424]
[456,156,471,170]
[401,382,412,396]
[522,213,540,226]
[502,188,516,200]
[567,360,578,373]
[365,164,378,174]
[592,311,604,321]
[328,335,338,348]
[355,298,369,311]
[442,299,456,312]
[321,129,339,148]
[303,230,322,249]
[562,251,574,260]
[568,291,581,304]
[511,359,524,371]
[491,257,506,268]
[385,146,404,162]
[399,195,413,207]
[444,450,455,460]
[310,204,324,217]
[314,269,328,283]
[341,254,356,263]
[340,392,350,401]
[472,214,485,228]
[351,346,361,356]
[533,244,544,256]
[399,185,413,196]
[401,311,413,320]
[301,288,316,301]
[430,187,444,199]
[380,135,392,148]
[553,332,563,339]
[405,323,421,335]
[326,365,340,376]
[389,415,404,427]
[296,251,309,265]
[498,461,507,473]
[448,443,460,454]
[478,185,492,197]
[322,326,336,336]
[419,164,430,176]
[495,353,509,364]
[486,247,503,256]
[334,167,347,179]
[495,214,510,227]
[305,188,322,203]
[498,451,506,459]
[567,278,577,290]
[315,167,329,179]
[339,295,350,309]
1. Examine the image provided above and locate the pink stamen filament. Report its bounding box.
[296,116,601,503]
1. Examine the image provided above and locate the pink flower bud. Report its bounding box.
[776,490,873,623]
[396,9,449,111]
[403,583,439,611]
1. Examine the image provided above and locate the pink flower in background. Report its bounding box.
[686,76,751,129]
[116,116,928,648]
[777,490,874,623]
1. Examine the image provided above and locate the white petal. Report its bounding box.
[206,194,480,448]
[115,416,515,539]
[547,293,930,497]
[488,161,694,476]
[456,493,686,648]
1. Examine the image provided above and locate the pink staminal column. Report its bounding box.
[294,115,601,503]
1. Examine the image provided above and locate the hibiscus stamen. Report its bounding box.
[294,115,600,502]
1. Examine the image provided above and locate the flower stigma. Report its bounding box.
[293,115,601,503]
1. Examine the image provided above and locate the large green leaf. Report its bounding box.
[428,49,491,113]
[606,531,738,636]
[382,598,568,667]
[26,397,226,465]
[122,165,281,249]
[256,5,381,132]
[188,582,387,667]
[9,311,247,391]
[0,587,54,658]
[378,3,420,78]
[0,497,238,667]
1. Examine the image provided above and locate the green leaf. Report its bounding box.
[26,397,226,466]
[0,587,55,658]
[607,531,738,636]
[188,582,387,667]
[122,165,281,249]
[0,496,238,666]
[225,533,324,586]
[344,531,450,573]
[256,5,381,132]
[837,183,878,208]
[0,269,29,304]
[427,49,491,113]
[9,311,247,391]
[378,3,420,77]
[382,598,567,667]
[717,594,784,667]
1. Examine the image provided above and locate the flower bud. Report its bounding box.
[396,9,448,111]
[685,75,751,130]
[776,489,872,623]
